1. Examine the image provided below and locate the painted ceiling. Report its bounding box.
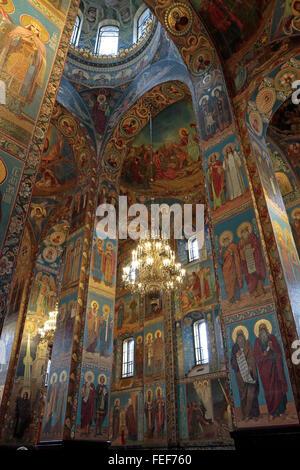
[121,100,202,197]
[190,0,274,61]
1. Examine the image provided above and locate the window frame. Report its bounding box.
[137,8,152,41]
[70,12,83,47]
[122,337,135,378]
[193,320,209,366]
[188,235,200,263]
[95,24,120,56]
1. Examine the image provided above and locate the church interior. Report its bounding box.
[0,0,300,454]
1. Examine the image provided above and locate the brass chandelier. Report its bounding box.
[122,234,186,295]
[122,110,186,295]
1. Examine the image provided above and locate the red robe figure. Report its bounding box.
[81,379,96,434]
[254,323,288,418]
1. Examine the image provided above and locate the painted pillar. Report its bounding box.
[0,0,79,329]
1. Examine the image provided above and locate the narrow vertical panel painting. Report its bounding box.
[0,152,23,251]
[0,2,61,145]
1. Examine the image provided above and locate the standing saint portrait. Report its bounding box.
[99,304,112,357]
[154,387,165,438]
[86,301,100,353]
[95,374,108,436]
[0,15,48,115]
[144,389,155,439]
[219,230,243,303]
[253,320,288,420]
[145,333,154,375]
[153,330,164,373]
[222,144,245,200]
[81,371,96,435]
[237,222,266,297]
[207,153,226,210]
[126,396,138,441]
[43,372,57,434]
[230,326,260,421]
[101,241,115,286]
[112,398,120,441]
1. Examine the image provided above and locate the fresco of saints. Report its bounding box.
[43,372,57,434]
[129,296,138,323]
[230,327,260,421]
[53,370,67,434]
[125,397,138,441]
[145,333,154,375]
[135,336,143,378]
[81,372,96,435]
[222,144,245,200]
[153,330,164,373]
[112,398,120,441]
[13,391,31,439]
[273,222,295,285]
[63,242,74,285]
[32,273,56,316]
[115,298,125,329]
[71,237,82,282]
[92,238,105,283]
[253,320,288,419]
[207,153,226,210]
[0,0,13,22]
[212,87,231,131]
[154,388,165,438]
[95,374,108,436]
[291,208,300,258]
[0,16,47,114]
[219,231,243,303]
[101,241,115,286]
[199,96,216,139]
[86,301,100,353]
[144,389,155,439]
[62,301,76,352]
[99,305,112,357]
[237,222,266,297]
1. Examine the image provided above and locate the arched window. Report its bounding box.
[193,320,209,365]
[137,8,152,41]
[188,235,200,263]
[122,338,134,378]
[70,14,82,46]
[95,25,119,56]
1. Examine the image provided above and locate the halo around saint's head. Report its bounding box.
[237,221,252,239]
[254,318,273,337]
[97,373,107,385]
[232,325,249,343]
[84,371,95,383]
[20,14,50,43]
[219,230,233,247]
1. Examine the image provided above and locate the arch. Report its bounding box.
[245,54,300,335]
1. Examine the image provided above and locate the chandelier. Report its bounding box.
[122,110,186,295]
[38,308,58,344]
[122,233,186,295]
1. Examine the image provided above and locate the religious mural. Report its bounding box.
[226,312,298,427]
[178,377,232,443]
[121,101,203,197]
[205,137,249,219]
[215,208,271,314]
[0,2,61,145]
